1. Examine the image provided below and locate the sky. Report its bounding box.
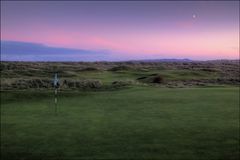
[1,1,239,61]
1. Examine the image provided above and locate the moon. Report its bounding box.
[192,14,196,19]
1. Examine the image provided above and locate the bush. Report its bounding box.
[0,78,52,90]
[152,75,164,83]
[62,79,102,89]
[137,75,164,84]
[0,78,103,90]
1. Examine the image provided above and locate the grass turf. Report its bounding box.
[75,69,220,84]
[1,87,239,160]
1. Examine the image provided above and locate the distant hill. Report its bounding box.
[130,58,193,62]
[127,59,240,63]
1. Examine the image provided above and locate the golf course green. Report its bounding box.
[1,87,239,160]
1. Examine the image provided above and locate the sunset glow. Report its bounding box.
[1,1,239,61]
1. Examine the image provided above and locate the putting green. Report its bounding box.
[1,87,239,160]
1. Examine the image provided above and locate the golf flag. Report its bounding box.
[53,73,59,88]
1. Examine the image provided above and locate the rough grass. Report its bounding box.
[1,87,239,160]
[1,61,239,89]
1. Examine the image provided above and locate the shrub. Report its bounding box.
[152,75,164,83]
[61,79,102,89]
[137,75,164,84]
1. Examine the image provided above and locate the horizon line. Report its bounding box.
[1,58,239,63]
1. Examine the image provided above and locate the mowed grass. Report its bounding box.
[1,87,239,160]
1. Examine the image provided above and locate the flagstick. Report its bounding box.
[53,73,59,115]
[55,88,57,115]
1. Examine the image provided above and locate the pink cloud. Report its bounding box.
[2,20,238,60]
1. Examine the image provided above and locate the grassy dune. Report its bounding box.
[1,87,239,160]
[1,61,239,90]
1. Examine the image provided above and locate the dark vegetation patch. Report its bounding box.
[80,67,100,72]
[200,68,218,72]
[137,74,165,84]
[152,75,164,83]
[109,65,132,71]
[137,76,147,80]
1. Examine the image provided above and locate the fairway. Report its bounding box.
[1,87,239,160]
